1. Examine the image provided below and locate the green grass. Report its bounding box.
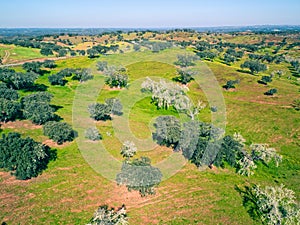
[0,44,43,63]
[0,47,299,224]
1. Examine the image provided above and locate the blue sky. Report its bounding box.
[1,0,299,28]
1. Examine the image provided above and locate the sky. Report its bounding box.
[1,0,300,28]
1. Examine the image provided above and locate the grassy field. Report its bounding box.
[0,47,299,224]
[0,44,44,63]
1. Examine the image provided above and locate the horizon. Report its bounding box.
[1,0,299,28]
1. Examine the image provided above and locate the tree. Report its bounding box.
[43,121,76,144]
[104,66,128,88]
[43,60,56,68]
[96,61,108,72]
[141,77,188,109]
[153,116,181,147]
[22,62,42,74]
[176,121,200,159]
[173,68,196,85]
[88,103,111,121]
[0,132,53,180]
[224,53,236,65]
[116,157,162,197]
[58,49,67,57]
[87,205,128,225]
[223,80,239,90]
[247,184,300,225]
[0,98,21,122]
[251,144,282,167]
[105,98,123,116]
[85,127,102,141]
[0,84,19,100]
[0,71,38,90]
[120,140,137,160]
[48,74,67,86]
[174,54,198,67]
[22,92,55,124]
[241,60,267,74]
[87,48,99,58]
[133,44,141,51]
[258,75,272,85]
[72,69,94,82]
[40,47,53,56]
[264,88,277,96]
[214,135,244,168]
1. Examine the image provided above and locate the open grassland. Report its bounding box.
[0,44,43,63]
[0,47,299,224]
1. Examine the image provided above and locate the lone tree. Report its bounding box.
[87,205,128,225]
[241,60,267,74]
[264,88,277,96]
[116,157,162,197]
[96,61,108,72]
[120,140,137,160]
[174,54,198,67]
[0,132,53,180]
[43,121,76,144]
[244,184,300,225]
[223,80,240,90]
[258,75,272,85]
[173,68,196,85]
[104,66,128,88]
[88,103,111,121]
[85,127,102,141]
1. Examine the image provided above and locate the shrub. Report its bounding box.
[43,121,75,144]
[85,128,102,141]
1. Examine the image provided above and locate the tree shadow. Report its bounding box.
[234,185,261,222]
[50,104,63,112]
[237,69,254,75]
[23,84,48,92]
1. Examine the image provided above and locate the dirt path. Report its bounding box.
[0,55,73,68]
[2,50,10,64]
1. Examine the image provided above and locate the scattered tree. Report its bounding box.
[241,60,267,74]
[87,205,128,225]
[85,127,102,141]
[120,140,137,160]
[43,121,76,144]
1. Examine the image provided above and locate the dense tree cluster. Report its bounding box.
[48,68,93,86]
[22,92,56,124]
[0,132,53,180]
[0,68,38,90]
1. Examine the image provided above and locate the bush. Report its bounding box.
[292,99,300,111]
[85,128,102,141]
[43,121,75,144]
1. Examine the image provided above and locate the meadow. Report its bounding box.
[0,32,299,224]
